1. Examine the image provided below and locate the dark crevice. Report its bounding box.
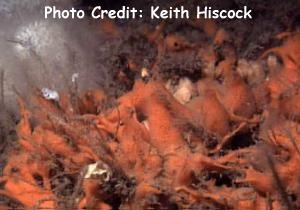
[32,173,44,188]
[223,130,257,151]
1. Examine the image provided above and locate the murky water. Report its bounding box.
[0,0,110,112]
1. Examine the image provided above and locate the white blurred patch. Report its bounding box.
[166,77,195,104]
[14,21,68,60]
[141,67,149,78]
[72,73,79,83]
[41,88,59,101]
[237,59,265,85]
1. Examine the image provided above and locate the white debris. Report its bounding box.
[41,88,60,101]
[72,73,79,83]
[84,162,112,182]
[170,78,195,104]
[141,67,149,79]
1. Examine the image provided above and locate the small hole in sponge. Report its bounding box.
[32,173,44,188]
